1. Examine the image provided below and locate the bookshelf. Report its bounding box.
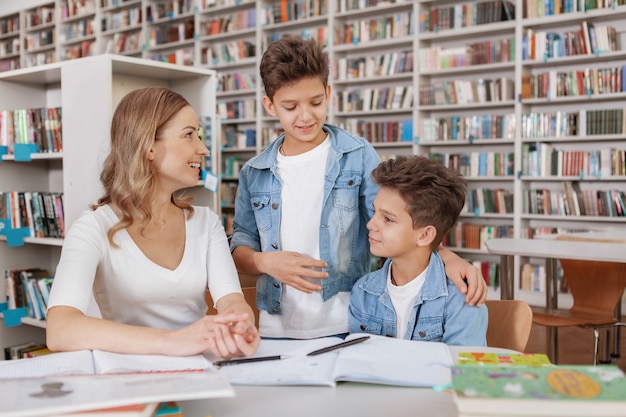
[1,0,625,316]
[0,54,218,358]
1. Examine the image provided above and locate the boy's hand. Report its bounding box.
[259,251,328,293]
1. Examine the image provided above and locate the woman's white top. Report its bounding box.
[47,204,242,330]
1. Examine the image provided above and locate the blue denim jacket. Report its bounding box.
[229,124,381,314]
[349,253,488,346]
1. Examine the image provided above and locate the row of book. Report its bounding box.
[522,187,626,217]
[443,222,514,251]
[520,262,549,292]
[145,19,194,47]
[521,66,626,100]
[146,0,194,21]
[471,260,499,289]
[24,29,55,51]
[107,31,142,54]
[260,0,326,25]
[5,267,53,320]
[419,113,516,142]
[149,49,194,66]
[221,127,256,149]
[522,144,626,178]
[100,5,142,32]
[217,99,256,121]
[60,18,94,43]
[342,119,413,144]
[0,191,65,239]
[62,40,95,61]
[0,37,19,56]
[463,188,514,215]
[334,86,413,113]
[334,11,414,46]
[0,107,62,154]
[419,78,514,106]
[59,0,96,20]
[218,72,256,93]
[4,341,51,360]
[201,7,256,36]
[220,181,238,208]
[522,23,619,61]
[520,108,626,138]
[418,38,516,72]
[523,0,625,18]
[429,151,515,178]
[335,50,413,81]
[337,0,401,13]
[25,5,55,29]
[419,0,515,33]
[0,15,18,35]
[202,40,255,66]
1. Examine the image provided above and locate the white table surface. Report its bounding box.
[179,346,515,417]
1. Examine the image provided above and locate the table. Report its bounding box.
[179,346,515,417]
[484,237,626,363]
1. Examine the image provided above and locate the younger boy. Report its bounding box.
[230,36,487,339]
[349,156,487,345]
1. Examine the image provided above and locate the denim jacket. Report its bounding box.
[229,124,381,314]
[348,254,488,346]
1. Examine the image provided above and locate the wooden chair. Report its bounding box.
[531,235,626,365]
[206,274,259,327]
[485,299,533,352]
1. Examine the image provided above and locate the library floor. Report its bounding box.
[524,319,626,372]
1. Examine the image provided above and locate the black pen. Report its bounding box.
[213,355,288,367]
[306,335,371,356]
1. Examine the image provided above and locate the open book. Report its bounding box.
[0,350,234,417]
[215,333,453,387]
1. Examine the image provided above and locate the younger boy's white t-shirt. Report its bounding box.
[260,137,350,339]
[387,263,428,339]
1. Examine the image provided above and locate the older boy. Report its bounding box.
[349,156,487,345]
[230,36,487,339]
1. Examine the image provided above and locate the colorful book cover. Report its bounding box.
[457,352,551,366]
[451,364,626,416]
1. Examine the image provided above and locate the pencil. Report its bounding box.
[213,355,288,367]
[306,335,371,356]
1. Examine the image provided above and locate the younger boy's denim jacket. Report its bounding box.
[229,124,381,314]
[348,253,488,346]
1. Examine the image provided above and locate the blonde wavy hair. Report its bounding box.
[92,87,195,246]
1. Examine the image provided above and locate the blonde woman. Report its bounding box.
[46,87,259,358]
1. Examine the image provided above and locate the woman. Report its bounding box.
[46,87,259,358]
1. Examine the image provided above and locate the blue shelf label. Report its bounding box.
[0,218,30,247]
[13,143,38,162]
[2,307,28,327]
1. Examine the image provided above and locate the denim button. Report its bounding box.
[273,282,280,288]
[419,331,426,337]
[272,203,278,209]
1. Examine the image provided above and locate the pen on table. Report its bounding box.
[213,355,288,367]
[306,335,371,356]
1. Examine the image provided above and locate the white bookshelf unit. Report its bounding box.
[0,54,218,357]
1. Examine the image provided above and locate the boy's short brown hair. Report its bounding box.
[372,155,467,249]
[260,36,329,100]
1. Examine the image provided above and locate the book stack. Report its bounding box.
[451,364,626,417]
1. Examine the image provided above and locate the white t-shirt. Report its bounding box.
[387,263,428,339]
[47,204,242,330]
[261,138,350,339]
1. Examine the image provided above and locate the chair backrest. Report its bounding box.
[205,275,260,327]
[555,235,626,317]
[485,299,533,352]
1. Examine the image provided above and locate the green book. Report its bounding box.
[451,364,626,417]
